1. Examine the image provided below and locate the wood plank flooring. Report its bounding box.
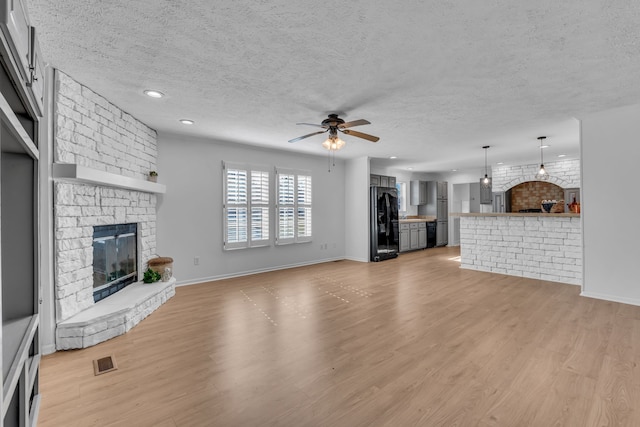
[38,247,640,426]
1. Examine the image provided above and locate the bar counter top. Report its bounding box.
[399,216,437,223]
[451,212,580,218]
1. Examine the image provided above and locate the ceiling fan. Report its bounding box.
[288,113,380,151]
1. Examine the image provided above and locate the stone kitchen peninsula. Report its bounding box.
[456,213,582,285]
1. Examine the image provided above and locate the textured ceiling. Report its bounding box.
[26,0,640,174]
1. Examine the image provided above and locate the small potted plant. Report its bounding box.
[143,267,161,283]
[148,171,158,182]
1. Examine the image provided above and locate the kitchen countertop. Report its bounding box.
[450,212,580,218]
[399,216,437,223]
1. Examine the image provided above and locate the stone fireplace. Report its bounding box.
[52,70,175,349]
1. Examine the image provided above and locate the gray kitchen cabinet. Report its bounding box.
[410,180,427,205]
[399,223,410,252]
[388,176,396,188]
[401,222,428,252]
[370,174,397,188]
[418,222,427,248]
[437,181,448,199]
[425,181,448,206]
[409,223,419,249]
[27,26,44,115]
[0,0,31,81]
[436,221,448,247]
[437,199,448,219]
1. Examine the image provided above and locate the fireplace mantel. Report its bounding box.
[53,163,166,194]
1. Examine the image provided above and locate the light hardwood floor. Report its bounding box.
[39,247,640,426]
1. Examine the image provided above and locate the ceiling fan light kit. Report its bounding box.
[289,113,379,146]
[289,113,380,171]
[322,134,346,151]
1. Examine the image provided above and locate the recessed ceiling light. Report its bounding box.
[407,167,413,170]
[558,154,566,158]
[179,119,194,125]
[540,145,550,149]
[144,90,164,98]
[389,156,397,159]
[497,162,504,165]
[451,169,458,172]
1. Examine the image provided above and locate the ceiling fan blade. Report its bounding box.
[288,130,328,143]
[296,122,328,128]
[341,129,379,142]
[338,119,370,129]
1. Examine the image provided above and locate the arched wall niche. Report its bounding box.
[508,181,564,212]
[495,174,573,193]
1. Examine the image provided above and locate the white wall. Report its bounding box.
[580,103,640,305]
[156,133,346,285]
[344,157,369,262]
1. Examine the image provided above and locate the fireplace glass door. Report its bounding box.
[93,223,137,302]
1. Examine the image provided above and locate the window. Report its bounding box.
[276,168,312,244]
[223,162,270,249]
[397,182,407,213]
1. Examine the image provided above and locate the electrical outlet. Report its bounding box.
[194,256,200,265]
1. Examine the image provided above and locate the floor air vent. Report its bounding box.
[93,355,118,376]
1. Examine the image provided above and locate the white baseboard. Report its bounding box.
[580,291,640,307]
[175,257,346,287]
[344,256,368,263]
[41,343,57,355]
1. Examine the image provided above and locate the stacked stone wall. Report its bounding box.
[54,70,159,323]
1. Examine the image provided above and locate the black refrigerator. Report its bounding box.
[370,186,399,261]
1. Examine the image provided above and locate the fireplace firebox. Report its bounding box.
[92,223,138,302]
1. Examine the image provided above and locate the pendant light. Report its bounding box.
[481,145,492,189]
[536,136,549,180]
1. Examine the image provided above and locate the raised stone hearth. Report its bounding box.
[57,278,176,349]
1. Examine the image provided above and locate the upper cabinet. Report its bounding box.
[437,181,448,200]
[0,0,44,117]
[27,26,44,114]
[0,0,31,82]
[370,174,396,188]
[426,181,448,203]
[410,180,427,205]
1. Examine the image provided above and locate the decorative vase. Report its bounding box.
[148,175,157,182]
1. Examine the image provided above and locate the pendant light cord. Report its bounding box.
[482,145,490,178]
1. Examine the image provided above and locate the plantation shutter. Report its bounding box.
[276,168,312,244]
[223,162,270,249]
